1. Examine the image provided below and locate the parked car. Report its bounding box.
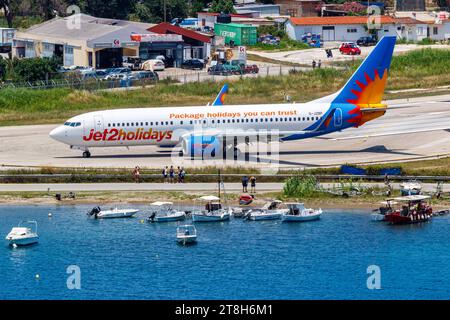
[130,70,159,81]
[356,36,377,47]
[122,56,142,70]
[241,64,259,74]
[258,34,280,45]
[222,62,242,74]
[142,59,165,71]
[105,67,132,75]
[181,59,204,70]
[207,64,232,76]
[339,42,361,55]
[104,73,132,81]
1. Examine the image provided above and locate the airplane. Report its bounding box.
[50,36,408,159]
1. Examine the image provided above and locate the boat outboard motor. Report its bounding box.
[88,206,101,219]
[149,212,156,222]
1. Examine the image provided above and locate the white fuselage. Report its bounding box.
[50,102,333,148]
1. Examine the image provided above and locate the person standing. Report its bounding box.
[169,166,175,183]
[133,166,141,183]
[250,176,256,193]
[312,60,316,69]
[318,59,322,69]
[180,167,186,183]
[242,176,249,193]
[176,166,181,183]
[162,166,168,183]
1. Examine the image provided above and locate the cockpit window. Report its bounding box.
[64,122,81,127]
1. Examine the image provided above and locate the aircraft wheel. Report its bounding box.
[82,151,91,158]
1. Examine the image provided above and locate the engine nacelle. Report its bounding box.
[181,135,222,158]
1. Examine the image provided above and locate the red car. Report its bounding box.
[242,64,259,74]
[339,42,361,55]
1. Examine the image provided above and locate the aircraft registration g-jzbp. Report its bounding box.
[50,36,398,159]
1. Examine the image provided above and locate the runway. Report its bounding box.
[1,94,450,169]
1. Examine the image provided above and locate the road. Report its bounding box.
[1,94,450,169]
[0,182,448,193]
[248,44,450,66]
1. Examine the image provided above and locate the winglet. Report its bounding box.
[212,84,229,106]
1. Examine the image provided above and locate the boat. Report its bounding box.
[176,225,197,245]
[5,221,39,247]
[239,194,254,205]
[244,200,287,221]
[87,206,139,219]
[147,201,186,222]
[282,203,322,222]
[400,180,422,196]
[384,195,433,225]
[191,195,232,222]
[371,200,398,221]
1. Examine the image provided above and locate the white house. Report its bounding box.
[285,16,444,42]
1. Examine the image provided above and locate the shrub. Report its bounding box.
[9,56,61,82]
[283,174,319,198]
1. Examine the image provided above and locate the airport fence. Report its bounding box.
[0,64,331,92]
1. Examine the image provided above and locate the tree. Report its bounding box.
[0,0,17,27]
[190,0,205,17]
[209,0,236,14]
[10,56,60,82]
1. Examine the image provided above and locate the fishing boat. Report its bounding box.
[148,201,186,222]
[176,225,197,245]
[88,206,139,219]
[400,180,422,196]
[244,200,287,221]
[384,195,433,225]
[5,221,39,247]
[191,196,232,222]
[282,203,322,222]
[371,200,398,221]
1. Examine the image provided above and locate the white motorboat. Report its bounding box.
[245,200,287,221]
[371,200,397,221]
[191,195,231,222]
[400,180,422,196]
[176,225,197,245]
[88,206,139,219]
[148,201,186,222]
[282,203,322,222]
[6,221,39,247]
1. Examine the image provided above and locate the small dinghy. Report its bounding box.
[176,225,197,245]
[148,201,186,222]
[282,203,322,222]
[239,194,254,205]
[6,221,39,247]
[88,206,139,219]
[400,180,422,196]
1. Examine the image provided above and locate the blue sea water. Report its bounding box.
[0,204,449,300]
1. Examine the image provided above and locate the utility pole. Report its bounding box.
[164,0,167,22]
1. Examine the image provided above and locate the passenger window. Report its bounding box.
[190,121,193,125]
[180,121,183,125]
[170,121,173,125]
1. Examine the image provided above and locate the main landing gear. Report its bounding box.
[82,151,91,158]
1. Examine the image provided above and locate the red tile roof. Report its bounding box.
[394,17,424,24]
[148,22,211,43]
[289,16,396,26]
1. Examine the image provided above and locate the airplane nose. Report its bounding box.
[49,126,65,142]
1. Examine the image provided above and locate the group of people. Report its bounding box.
[241,175,257,193]
[162,166,186,183]
[312,59,322,69]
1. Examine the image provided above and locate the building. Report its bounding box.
[0,28,15,55]
[396,0,426,11]
[12,14,191,68]
[275,0,321,17]
[286,15,450,42]
[197,12,278,29]
[234,3,281,17]
[286,16,396,42]
[148,22,213,61]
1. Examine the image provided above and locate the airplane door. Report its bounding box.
[94,115,105,145]
[334,108,342,127]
